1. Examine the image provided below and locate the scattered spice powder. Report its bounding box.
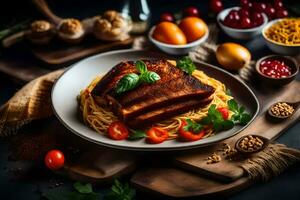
[270,102,294,117]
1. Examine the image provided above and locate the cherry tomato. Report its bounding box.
[184,7,200,17]
[210,0,223,14]
[217,107,229,120]
[45,150,65,170]
[277,9,288,18]
[108,121,129,140]
[160,12,174,22]
[179,120,206,141]
[146,127,169,144]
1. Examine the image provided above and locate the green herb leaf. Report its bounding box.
[228,99,239,113]
[240,113,251,125]
[226,88,232,96]
[105,180,135,200]
[128,129,147,140]
[183,118,203,133]
[135,60,147,74]
[73,182,93,194]
[228,99,251,125]
[221,120,234,130]
[115,73,140,94]
[176,57,196,75]
[140,71,161,84]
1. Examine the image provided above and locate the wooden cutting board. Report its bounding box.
[31,37,134,65]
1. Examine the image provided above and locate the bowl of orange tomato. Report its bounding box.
[149,16,209,55]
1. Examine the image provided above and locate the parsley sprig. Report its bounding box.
[176,57,196,75]
[183,118,203,133]
[228,99,251,125]
[106,180,135,200]
[115,60,160,94]
[128,129,147,140]
[201,105,234,132]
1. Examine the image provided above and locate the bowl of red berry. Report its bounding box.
[255,55,299,86]
[217,6,268,40]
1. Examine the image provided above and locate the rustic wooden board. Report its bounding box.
[173,81,300,182]
[31,37,134,65]
[131,168,251,198]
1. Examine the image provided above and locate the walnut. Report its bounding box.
[31,20,51,32]
[94,17,112,33]
[103,10,119,21]
[59,19,83,35]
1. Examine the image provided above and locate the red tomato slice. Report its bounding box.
[179,120,205,141]
[146,127,169,144]
[217,107,229,120]
[108,121,129,140]
[44,150,65,170]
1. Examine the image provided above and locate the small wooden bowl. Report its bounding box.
[255,55,299,86]
[267,101,300,122]
[235,135,269,154]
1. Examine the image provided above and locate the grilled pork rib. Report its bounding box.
[91,59,215,127]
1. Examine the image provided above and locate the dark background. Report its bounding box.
[0,0,300,199]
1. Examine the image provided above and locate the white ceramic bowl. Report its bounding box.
[148,26,209,55]
[262,18,300,55]
[217,7,268,40]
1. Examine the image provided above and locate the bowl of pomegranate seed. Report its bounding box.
[217,6,268,39]
[255,55,299,86]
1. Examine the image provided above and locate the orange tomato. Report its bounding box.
[152,22,187,45]
[178,17,208,43]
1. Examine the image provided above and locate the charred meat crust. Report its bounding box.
[127,96,214,128]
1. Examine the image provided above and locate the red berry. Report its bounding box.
[251,12,264,26]
[210,0,223,14]
[160,13,174,22]
[241,17,251,29]
[277,9,289,18]
[253,3,267,12]
[274,0,284,9]
[240,0,249,7]
[242,2,253,10]
[265,5,276,19]
[184,7,200,17]
[239,8,250,17]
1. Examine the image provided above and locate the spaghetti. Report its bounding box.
[79,69,232,139]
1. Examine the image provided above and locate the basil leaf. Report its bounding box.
[192,123,203,133]
[73,182,93,194]
[239,106,245,114]
[213,121,223,132]
[140,71,161,84]
[228,99,239,112]
[128,129,147,140]
[176,56,196,75]
[115,73,140,94]
[135,60,147,74]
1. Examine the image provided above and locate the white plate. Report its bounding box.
[51,49,259,151]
